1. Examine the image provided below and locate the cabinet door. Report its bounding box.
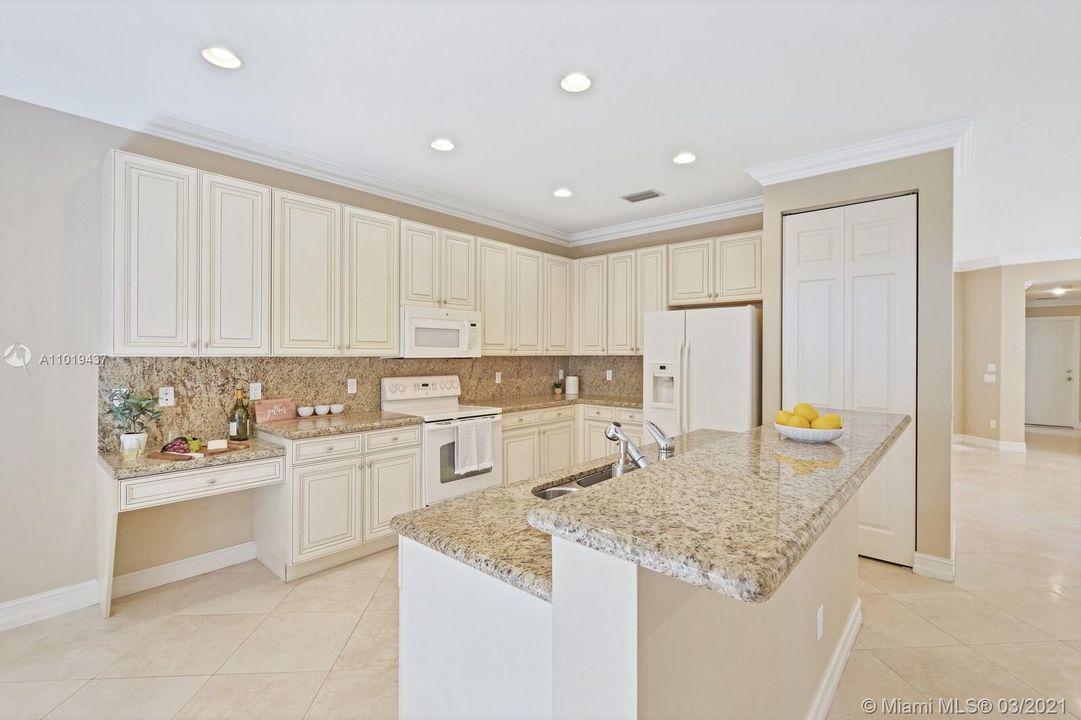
[364,447,420,542]
[543,254,573,354]
[400,221,440,307]
[607,251,636,355]
[343,207,400,356]
[583,419,615,461]
[293,460,360,561]
[539,421,575,475]
[109,151,198,355]
[718,233,763,298]
[200,173,271,356]
[272,190,341,355]
[502,427,539,485]
[635,246,667,355]
[667,238,714,305]
[477,239,514,354]
[441,231,476,309]
[576,257,608,354]
[513,248,544,354]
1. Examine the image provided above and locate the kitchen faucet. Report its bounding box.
[605,422,650,476]
[643,421,675,461]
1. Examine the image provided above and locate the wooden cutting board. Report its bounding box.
[254,398,297,424]
[146,440,252,461]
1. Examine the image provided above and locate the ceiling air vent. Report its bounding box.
[621,189,664,203]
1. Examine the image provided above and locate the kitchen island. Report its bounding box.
[391,411,909,720]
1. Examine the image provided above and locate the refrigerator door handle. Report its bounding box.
[676,339,685,436]
[682,340,691,435]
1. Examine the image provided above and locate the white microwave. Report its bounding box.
[400,306,482,358]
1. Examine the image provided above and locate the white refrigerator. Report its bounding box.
[643,306,761,435]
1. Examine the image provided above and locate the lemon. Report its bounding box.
[786,415,812,429]
[793,402,819,422]
[812,413,842,430]
[775,410,793,424]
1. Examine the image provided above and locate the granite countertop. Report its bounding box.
[482,394,643,413]
[529,411,910,603]
[254,410,421,440]
[98,440,285,481]
[390,430,729,602]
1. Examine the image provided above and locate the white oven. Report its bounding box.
[401,306,481,358]
[421,415,503,506]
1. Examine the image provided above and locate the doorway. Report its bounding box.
[1025,281,1081,429]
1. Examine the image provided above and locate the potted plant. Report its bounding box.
[553,380,564,396]
[106,388,162,460]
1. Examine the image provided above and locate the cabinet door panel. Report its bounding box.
[514,248,543,354]
[477,239,514,354]
[293,461,360,561]
[576,257,607,354]
[718,234,762,298]
[583,419,615,462]
[344,207,400,355]
[543,255,573,354]
[111,152,198,355]
[201,173,271,355]
[667,239,713,305]
[272,190,341,355]
[364,448,420,542]
[635,246,667,355]
[607,251,636,354]
[401,221,440,306]
[502,427,539,485]
[442,231,476,309]
[540,421,575,475]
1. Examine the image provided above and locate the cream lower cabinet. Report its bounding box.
[502,425,540,485]
[292,459,361,562]
[581,406,643,462]
[364,446,421,542]
[500,409,579,484]
[668,232,762,306]
[539,420,575,475]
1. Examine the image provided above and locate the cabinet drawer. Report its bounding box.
[540,407,574,423]
[616,408,643,423]
[364,426,421,453]
[293,434,362,465]
[120,459,283,511]
[583,406,615,420]
[504,411,540,428]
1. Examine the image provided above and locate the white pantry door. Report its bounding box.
[782,194,917,567]
[1025,317,1080,427]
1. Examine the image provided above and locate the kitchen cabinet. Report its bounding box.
[607,252,636,355]
[576,256,608,354]
[363,446,420,542]
[502,426,540,486]
[582,418,614,462]
[292,459,361,562]
[477,239,515,354]
[635,246,667,352]
[543,254,574,354]
[104,151,199,355]
[272,190,342,355]
[401,222,476,310]
[668,232,762,305]
[513,247,544,354]
[200,173,272,356]
[539,420,575,475]
[442,231,477,309]
[343,206,400,356]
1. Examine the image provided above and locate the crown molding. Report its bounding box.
[953,247,1081,272]
[568,196,764,246]
[746,118,976,187]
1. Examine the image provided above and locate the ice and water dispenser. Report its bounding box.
[648,363,678,408]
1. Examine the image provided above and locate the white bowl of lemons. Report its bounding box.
[774,403,844,444]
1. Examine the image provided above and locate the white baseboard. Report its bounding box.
[112,541,257,598]
[805,597,862,720]
[0,580,98,632]
[953,434,1026,453]
[913,552,955,582]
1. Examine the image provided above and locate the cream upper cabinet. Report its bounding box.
[200,173,271,356]
[576,256,608,354]
[477,239,514,355]
[105,151,199,355]
[717,233,762,298]
[667,238,714,305]
[635,246,667,352]
[441,231,476,310]
[400,221,441,307]
[539,421,575,475]
[543,254,573,354]
[343,207,399,356]
[607,251,636,355]
[502,427,539,486]
[363,447,420,543]
[513,248,543,354]
[272,190,342,355]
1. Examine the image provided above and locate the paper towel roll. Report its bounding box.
[565,376,579,397]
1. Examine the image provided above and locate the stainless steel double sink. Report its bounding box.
[532,466,615,500]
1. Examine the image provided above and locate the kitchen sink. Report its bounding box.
[531,465,619,499]
[534,486,580,500]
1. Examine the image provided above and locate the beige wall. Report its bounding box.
[953,273,965,435]
[958,267,1003,440]
[1025,305,1081,418]
[761,150,954,559]
[569,213,762,259]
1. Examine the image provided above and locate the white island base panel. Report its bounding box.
[399,500,861,720]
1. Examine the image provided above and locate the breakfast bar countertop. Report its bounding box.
[98,439,286,481]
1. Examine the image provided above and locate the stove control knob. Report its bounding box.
[452,381,459,389]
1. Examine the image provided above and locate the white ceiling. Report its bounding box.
[1,0,1079,263]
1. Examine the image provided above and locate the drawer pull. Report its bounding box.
[326,445,335,452]
[206,478,217,485]
[517,418,524,423]
[392,436,399,441]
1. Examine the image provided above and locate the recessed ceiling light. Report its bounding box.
[553,188,573,198]
[429,138,455,152]
[560,72,592,93]
[201,46,243,70]
[1051,287,1068,296]
[672,152,697,165]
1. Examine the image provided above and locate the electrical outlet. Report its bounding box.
[984,374,997,384]
[558,369,565,380]
[817,605,824,641]
[605,369,613,382]
[347,378,357,394]
[248,382,262,400]
[158,386,175,407]
[990,419,997,429]
[986,363,997,373]
[495,372,502,384]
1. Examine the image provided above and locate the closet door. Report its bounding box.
[343,207,399,356]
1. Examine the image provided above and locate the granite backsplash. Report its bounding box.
[98,355,642,452]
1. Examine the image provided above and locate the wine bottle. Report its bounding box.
[228,385,250,441]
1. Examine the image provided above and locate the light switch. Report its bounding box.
[347,378,357,394]
[158,386,175,407]
[986,363,997,373]
[495,372,502,384]
[990,419,997,429]
[984,374,997,384]
[606,369,613,382]
[558,369,565,380]
[248,382,262,400]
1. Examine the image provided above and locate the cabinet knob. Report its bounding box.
[517,418,524,423]
[392,436,399,441]
[206,478,217,485]
[189,341,197,350]
[326,445,335,452]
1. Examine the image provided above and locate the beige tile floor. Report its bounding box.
[2,428,1080,719]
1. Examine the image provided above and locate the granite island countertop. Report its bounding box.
[98,439,285,481]
[254,410,421,440]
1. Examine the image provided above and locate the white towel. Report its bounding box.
[474,417,494,470]
[455,420,478,474]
